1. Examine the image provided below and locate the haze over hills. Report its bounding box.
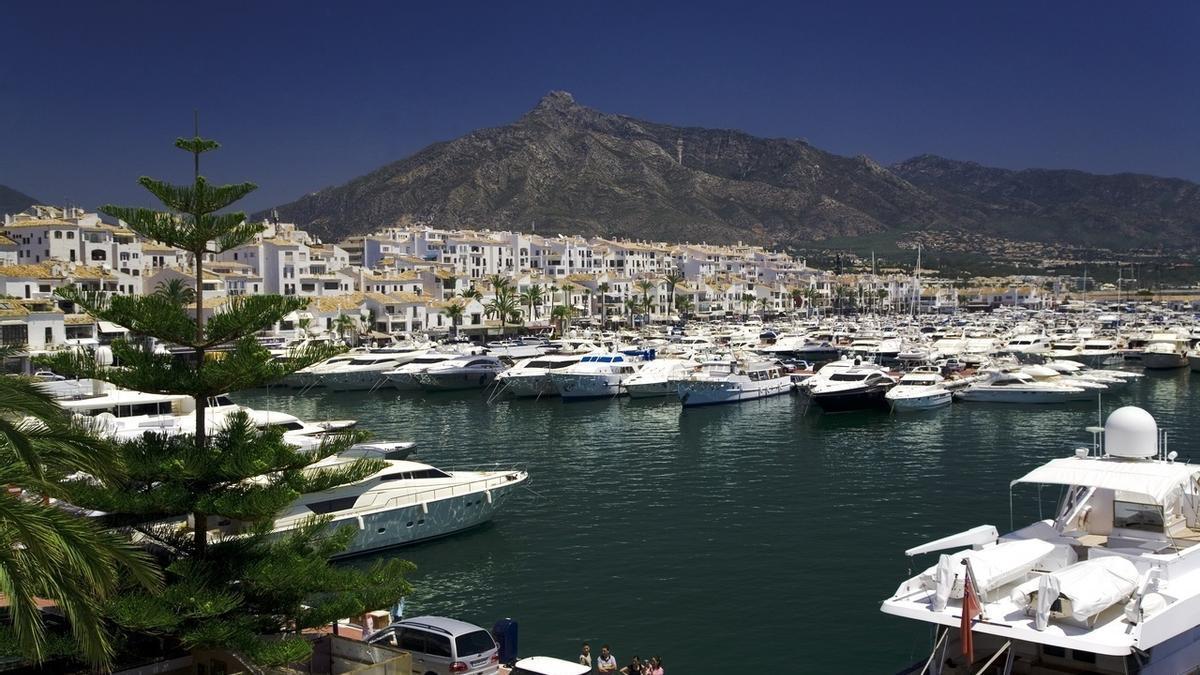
[260,91,1200,250]
[0,185,38,220]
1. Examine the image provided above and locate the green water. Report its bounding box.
[237,369,1200,673]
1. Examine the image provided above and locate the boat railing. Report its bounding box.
[372,470,527,511]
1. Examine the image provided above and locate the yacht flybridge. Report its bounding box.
[881,407,1200,674]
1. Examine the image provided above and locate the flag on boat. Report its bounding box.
[960,567,980,666]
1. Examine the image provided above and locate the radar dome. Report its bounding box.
[1105,406,1158,458]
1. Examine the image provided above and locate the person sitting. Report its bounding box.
[620,655,643,675]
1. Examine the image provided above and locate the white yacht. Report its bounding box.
[955,370,1090,404]
[1005,334,1052,361]
[623,358,694,399]
[550,351,646,400]
[494,354,584,398]
[415,355,506,391]
[383,351,473,391]
[796,358,883,394]
[886,367,953,411]
[673,359,791,407]
[1141,333,1190,370]
[882,407,1200,674]
[1188,349,1200,372]
[311,350,426,392]
[1022,364,1109,395]
[262,458,528,558]
[808,367,895,412]
[1074,338,1124,368]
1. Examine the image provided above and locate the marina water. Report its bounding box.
[238,369,1200,673]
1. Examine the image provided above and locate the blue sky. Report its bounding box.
[2,1,1197,212]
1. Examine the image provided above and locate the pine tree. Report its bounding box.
[42,131,412,665]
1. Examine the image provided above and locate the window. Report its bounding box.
[44,327,53,344]
[455,630,496,657]
[425,634,453,658]
[305,496,358,514]
[53,231,62,239]
[1114,501,1164,532]
[90,250,106,261]
[66,231,74,239]
[397,629,427,653]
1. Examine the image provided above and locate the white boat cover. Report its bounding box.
[1012,457,1200,505]
[1011,557,1139,623]
[921,539,1057,598]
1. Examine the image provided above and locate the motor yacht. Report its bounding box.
[1188,349,1200,372]
[623,358,694,399]
[796,357,882,394]
[311,350,427,392]
[955,370,1090,403]
[886,366,953,411]
[494,354,584,398]
[673,358,792,407]
[383,351,474,391]
[881,407,1200,674]
[760,338,840,364]
[808,367,895,412]
[261,457,528,557]
[550,351,647,400]
[1141,333,1190,370]
[1073,338,1124,368]
[415,355,506,391]
[1005,334,1052,362]
[1021,364,1109,395]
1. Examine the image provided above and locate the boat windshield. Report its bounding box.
[829,373,868,382]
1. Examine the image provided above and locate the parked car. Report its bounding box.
[367,615,500,675]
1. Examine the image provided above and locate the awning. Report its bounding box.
[1012,456,1200,504]
[97,321,128,333]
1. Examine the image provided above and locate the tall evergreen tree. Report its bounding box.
[43,133,412,665]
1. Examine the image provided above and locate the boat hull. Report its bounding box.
[497,373,557,398]
[309,480,524,558]
[552,374,624,400]
[811,385,891,412]
[677,376,792,407]
[417,370,499,391]
[1142,352,1188,370]
[955,388,1090,403]
[887,391,952,411]
[626,380,675,398]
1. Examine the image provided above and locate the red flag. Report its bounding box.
[961,570,980,666]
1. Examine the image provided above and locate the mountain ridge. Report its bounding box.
[261,92,1200,249]
[0,185,39,219]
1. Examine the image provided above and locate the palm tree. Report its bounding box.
[332,313,357,343]
[740,293,755,319]
[153,277,195,306]
[790,288,805,315]
[519,284,545,323]
[486,274,510,293]
[550,303,577,335]
[623,297,640,328]
[803,287,821,317]
[560,282,574,313]
[635,279,656,323]
[443,300,465,338]
[0,371,160,668]
[597,282,611,326]
[674,295,694,320]
[485,286,522,337]
[459,286,483,302]
[661,268,685,316]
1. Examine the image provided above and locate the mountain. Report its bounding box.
[0,185,38,217]
[891,155,1200,248]
[264,92,1200,248]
